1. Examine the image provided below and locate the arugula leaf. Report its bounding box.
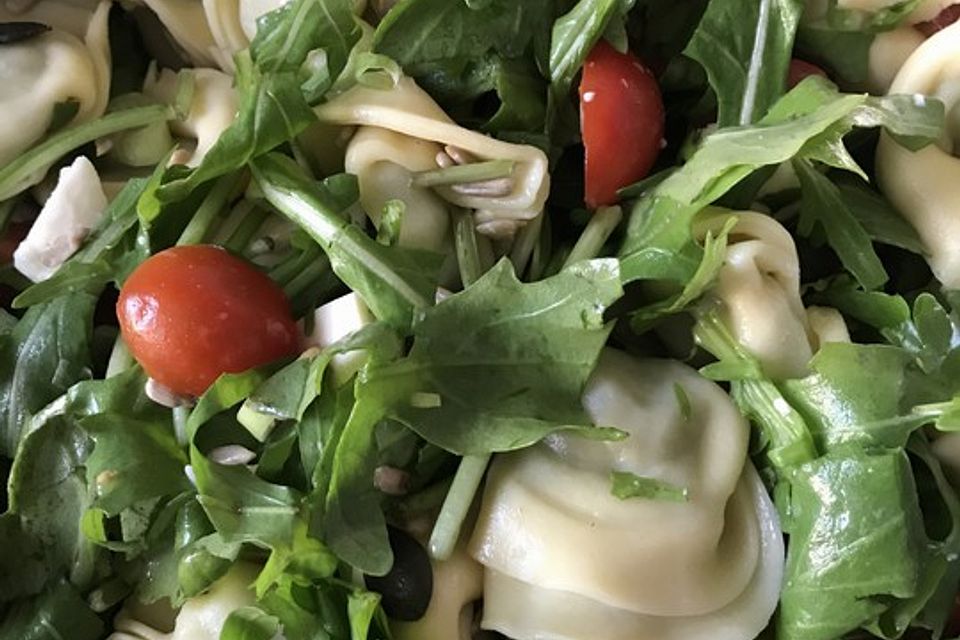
[320,259,622,573]
[813,282,960,376]
[157,55,317,202]
[190,445,301,548]
[778,450,927,640]
[417,54,547,135]
[250,0,361,77]
[348,590,385,640]
[0,293,96,458]
[695,307,818,467]
[684,0,803,126]
[794,159,888,290]
[781,343,923,452]
[549,0,631,97]
[5,412,96,593]
[186,369,273,439]
[0,580,103,640]
[246,323,402,424]
[618,77,943,286]
[609,471,689,501]
[834,176,925,254]
[629,217,733,329]
[220,606,282,640]
[322,391,393,575]
[251,153,443,331]
[795,22,873,86]
[899,435,960,638]
[254,521,338,597]
[368,259,623,454]
[373,0,555,69]
[82,414,191,517]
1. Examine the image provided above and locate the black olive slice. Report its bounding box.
[0,22,50,45]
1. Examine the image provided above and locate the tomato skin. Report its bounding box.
[117,245,299,397]
[787,59,827,89]
[580,40,665,209]
[916,4,960,37]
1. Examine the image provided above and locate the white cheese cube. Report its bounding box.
[13,156,107,282]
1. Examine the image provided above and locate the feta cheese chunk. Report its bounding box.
[303,292,375,385]
[13,156,107,282]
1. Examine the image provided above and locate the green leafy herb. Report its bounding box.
[0,104,171,201]
[618,77,943,287]
[0,580,104,640]
[157,55,317,202]
[549,0,631,97]
[0,294,96,457]
[794,159,887,290]
[251,153,443,331]
[221,607,282,640]
[684,0,803,126]
[251,0,361,78]
[610,471,689,502]
[778,451,928,640]
[369,258,624,454]
[373,0,555,70]
[82,414,191,516]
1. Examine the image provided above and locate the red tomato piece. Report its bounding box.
[787,58,828,89]
[916,4,960,37]
[117,245,299,397]
[580,40,665,209]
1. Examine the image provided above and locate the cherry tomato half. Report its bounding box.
[916,4,960,37]
[117,245,299,397]
[580,40,665,209]
[787,59,828,89]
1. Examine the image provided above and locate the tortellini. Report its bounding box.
[876,21,960,289]
[806,306,851,349]
[696,209,815,379]
[0,0,103,37]
[868,27,925,94]
[144,66,239,166]
[470,350,784,640]
[316,76,550,240]
[344,127,452,251]
[136,0,240,71]
[0,1,111,169]
[109,562,259,640]
[136,0,364,71]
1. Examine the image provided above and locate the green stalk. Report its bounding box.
[428,453,490,561]
[227,205,267,254]
[694,308,817,468]
[562,205,623,268]
[177,173,242,246]
[412,160,515,188]
[527,213,552,282]
[269,244,322,286]
[509,211,543,278]
[454,209,483,288]
[283,255,331,299]
[0,104,173,200]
